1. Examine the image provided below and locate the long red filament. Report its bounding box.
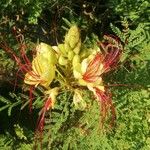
[103,47,120,72]
[37,98,52,133]
[83,35,121,83]
[94,87,116,128]
[83,53,103,82]
[34,98,52,149]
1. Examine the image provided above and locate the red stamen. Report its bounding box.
[83,53,103,82]
[0,42,32,74]
[20,44,32,65]
[83,42,121,83]
[103,47,121,72]
[32,58,43,76]
[98,35,122,73]
[37,98,52,133]
[94,87,116,128]
[1,42,42,113]
[34,97,52,149]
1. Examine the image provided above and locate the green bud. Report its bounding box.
[80,47,95,59]
[58,44,67,56]
[64,43,71,53]
[72,55,80,68]
[58,55,68,66]
[65,25,80,49]
[74,63,81,72]
[73,39,81,54]
[64,33,69,45]
[68,51,75,61]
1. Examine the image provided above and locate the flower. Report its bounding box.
[24,42,57,88]
[24,54,56,88]
[73,35,121,127]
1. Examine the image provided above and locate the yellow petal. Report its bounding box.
[24,72,40,86]
[25,55,56,88]
[40,65,55,88]
[36,42,57,65]
[32,55,43,76]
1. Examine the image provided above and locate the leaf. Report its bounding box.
[0,96,11,104]
[8,101,22,116]
[0,105,10,112]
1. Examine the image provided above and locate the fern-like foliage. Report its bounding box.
[0,93,22,116]
[110,22,150,62]
[109,0,150,24]
[0,124,33,150]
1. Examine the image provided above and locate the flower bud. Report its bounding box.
[72,55,80,68]
[73,39,81,54]
[45,87,59,109]
[73,63,82,79]
[68,51,75,61]
[64,43,71,53]
[73,90,86,110]
[58,44,67,56]
[58,55,68,66]
[65,25,80,49]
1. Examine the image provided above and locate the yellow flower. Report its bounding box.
[24,43,57,88]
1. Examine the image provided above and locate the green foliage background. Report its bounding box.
[0,0,150,149]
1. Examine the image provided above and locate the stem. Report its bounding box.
[56,67,66,82]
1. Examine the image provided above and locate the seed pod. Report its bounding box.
[58,55,68,66]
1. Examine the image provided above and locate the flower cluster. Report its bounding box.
[1,25,122,136]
